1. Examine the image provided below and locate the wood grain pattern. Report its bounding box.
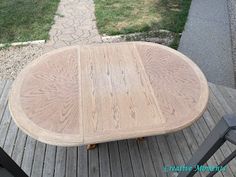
[9,47,83,146]
[81,43,165,144]
[20,48,80,134]
[9,42,209,146]
[3,80,236,176]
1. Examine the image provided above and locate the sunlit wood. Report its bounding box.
[9,42,209,146]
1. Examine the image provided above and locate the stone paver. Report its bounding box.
[44,0,102,51]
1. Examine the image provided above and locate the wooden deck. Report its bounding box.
[0,80,236,177]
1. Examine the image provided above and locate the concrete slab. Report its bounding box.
[178,0,235,88]
[188,0,229,22]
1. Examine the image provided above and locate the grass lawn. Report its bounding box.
[0,0,60,43]
[95,0,191,48]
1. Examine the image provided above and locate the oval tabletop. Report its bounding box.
[9,42,209,146]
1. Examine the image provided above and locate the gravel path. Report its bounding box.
[0,45,44,80]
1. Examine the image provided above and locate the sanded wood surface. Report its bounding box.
[0,80,236,177]
[8,42,209,146]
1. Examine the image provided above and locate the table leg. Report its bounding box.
[136,137,145,141]
[87,144,97,150]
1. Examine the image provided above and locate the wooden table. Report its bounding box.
[9,42,209,147]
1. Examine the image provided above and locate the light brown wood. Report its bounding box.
[9,42,209,146]
[87,144,97,150]
[136,137,145,141]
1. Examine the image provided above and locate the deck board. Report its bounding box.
[174,132,203,177]
[0,104,12,147]
[42,145,57,177]
[66,147,77,177]
[203,110,236,175]
[138,139,157,177]
[166,134,185,167]
[78,146,88,177]
[54,147,66,177]
[88,146,99,177]
[192,120,223,177]
[108,141,122,177]
[147,136,167,177]
[31,141,46,177]
[127,139,146,177]
[0,81,11,123]
[21,137,36,176]
[12,130,27,166]
[98,143,111,177]
[3,119,18,155]
[0,80,236,177]
[198,115,234,177]
[118,140,134,177]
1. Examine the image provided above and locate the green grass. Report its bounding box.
[95,0,192,48]
[95,0,160,35]
[156,0,192,33]
[0,0,60,43]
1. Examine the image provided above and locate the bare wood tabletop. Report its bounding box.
[9,42,209,146]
